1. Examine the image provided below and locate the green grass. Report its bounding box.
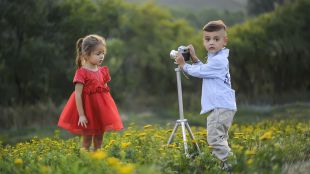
[1,103,310,145]
[186,102,310,126]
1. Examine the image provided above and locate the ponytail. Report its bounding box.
[75,38,84,68]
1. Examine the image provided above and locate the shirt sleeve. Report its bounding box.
[73,69,85,84]
[100,66,111,83]
[183,56,226,79]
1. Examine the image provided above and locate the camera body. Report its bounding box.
[170,45,191,61]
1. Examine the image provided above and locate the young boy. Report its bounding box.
[175,20,237,172]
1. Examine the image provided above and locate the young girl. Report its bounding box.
[58,34,123,151]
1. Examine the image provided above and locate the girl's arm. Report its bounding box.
[75,83,88,128]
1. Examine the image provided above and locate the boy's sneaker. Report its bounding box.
[220,153,236,174]
[220,160,232,174]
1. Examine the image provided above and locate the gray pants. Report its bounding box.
[206,108,235,161]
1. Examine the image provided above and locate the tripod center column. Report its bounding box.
[175,67,184,120]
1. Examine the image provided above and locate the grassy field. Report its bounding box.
[1,103,310,145]
[0,119,309,173]
[0,103,309,173]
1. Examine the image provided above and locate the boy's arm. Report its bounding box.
[176,51,203,68]
[75,83,88,128]
[182,58,226,79]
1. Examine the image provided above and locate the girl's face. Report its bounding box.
[85,44,106,66]
[203,29,227,54]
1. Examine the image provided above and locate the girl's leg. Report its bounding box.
[93,133,104,151]
[82,135,92,150]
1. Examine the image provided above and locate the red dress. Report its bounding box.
[58,66,123,135]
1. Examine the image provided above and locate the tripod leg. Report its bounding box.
[167,122,180,144]
[181,121,189,155]
[185,122,201,153]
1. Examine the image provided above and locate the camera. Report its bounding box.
[170,45,191,61]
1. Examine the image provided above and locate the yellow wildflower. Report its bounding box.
[90,151,107,160]
[203,131,208,136]
[231,144,244,151]
[121,142,131,149]
[118,164,135,174]
[245,148,256,156]
[40,166,51,174]
[144,124,152,129]
[109,140,116,146]
[246,159,253,165]
[166,129,173,133]
[168,144,176,148]
[199,139,206,144]
[80,147,89,153]
[14,158,23,165]
[138,133,146,137]
[155,135,164,139]
[106,157,120,167]
[124,133,132,137]
[161,144,168,148]
[259,130,273,140]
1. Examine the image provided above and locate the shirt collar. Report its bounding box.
[208,48,229,58]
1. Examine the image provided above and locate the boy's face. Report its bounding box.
[203,29,227,54]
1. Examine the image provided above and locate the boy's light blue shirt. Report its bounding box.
[183,48,237,114]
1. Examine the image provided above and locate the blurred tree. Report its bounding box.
[107,2,197,108]
[229,0,310,103]
[0,0,61,105]
[247,0,288,16]
[171,8,245,29]
[1,0,309,108]
[0,0,198,108]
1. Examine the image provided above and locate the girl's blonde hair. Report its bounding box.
[75,34,106,68]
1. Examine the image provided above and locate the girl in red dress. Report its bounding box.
[58,34,123,151]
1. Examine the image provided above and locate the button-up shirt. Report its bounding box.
[183,48,237,114]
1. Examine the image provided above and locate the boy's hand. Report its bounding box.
[187,44,199,63]
[175,52,186,68]
[78,115,88,128]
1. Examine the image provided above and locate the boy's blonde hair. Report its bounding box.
[203,20,227,32]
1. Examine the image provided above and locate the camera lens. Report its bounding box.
[170,50,177,59]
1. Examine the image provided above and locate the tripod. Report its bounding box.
[167,67,201,157]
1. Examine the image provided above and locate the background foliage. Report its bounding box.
[0,0,310,129]
[1,1,309,173]
[229,0,310,102]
